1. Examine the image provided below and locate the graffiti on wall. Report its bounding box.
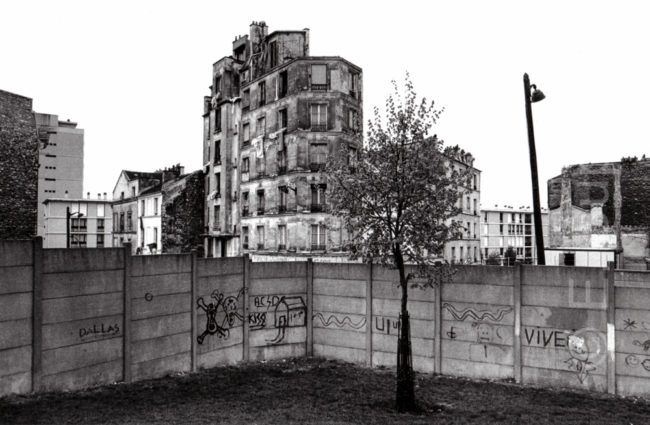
[196,288,244,344]
[623,318,637,330]
[313,312,366,330]
[633,339,650,352]
[79,323,120,339]
[523,328,568,348]
[442,303,512,322]
[625,355,650,373]
[564,328,605,383]
[375,316,399,335]
[246,294,306,345]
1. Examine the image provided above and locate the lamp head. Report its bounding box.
[530,84,545,103]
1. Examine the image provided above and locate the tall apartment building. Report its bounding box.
[443,147,481,264]
[480,205,549,264]
[35,113,84,237]
[0,89,39,239]
[203,21,362,257]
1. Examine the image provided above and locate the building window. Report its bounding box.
[242,157,250,173]
[243,89,250,111]
[154,198,159,216]
[141,200,145,216]
[278,108,287,129]
[311,64,327,90]
[70,234,87,248]
[473,174,478,190]
[97,203,105,217]
[97,218,105,232]
[214,76,221,94]
[71,218,87,232]
[311,184,326,213]
[451,247,456,264]
[258,81,266,107]
[257,190,265,215]
[256,116,266,137]
[153,227,158,244]
[127,211,132,231]
[311,224,326,251]
[243,123,250,145]
[215,173,221,197]
[279,70,288,98]
[242,226,249,249]
[473,223,477,239]
[213,205,220,231]
[278,225,287,250]
[214,140,221,164]
[474,247,478,263]
[269,41,277,68]
[279,186,288,213]
[348,109,359,132]
[97,234,104,248]
[242,192,249,217]
[278,149,287,174]
[348,146,358,172]
[310,143,327,171]
[113,213,118,231]
[119,212,125,232]
[349,71,359,98]
[257,225,265,250]
[214,107,221,132]
[310,103,327,132]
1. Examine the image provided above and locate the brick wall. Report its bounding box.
[0,90,39,239]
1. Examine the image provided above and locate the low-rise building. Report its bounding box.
[42,196,113,248]
[480,205,549,264]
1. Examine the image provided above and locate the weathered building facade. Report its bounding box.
[0,89,39,239]
[203,21,362,257]
[547,158,650,269]
[161,170,204,254]
[42,196,113,248]
[443,147,482,264]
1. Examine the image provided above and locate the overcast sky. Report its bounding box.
[2,1,649,208]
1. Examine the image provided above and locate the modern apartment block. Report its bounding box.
[443,147,482,264]
[480,205,549,264]
[203,21,362,257]
[35,113,84,237]
[42,196,113,248]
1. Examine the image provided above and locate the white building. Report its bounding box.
[136,186,162,254]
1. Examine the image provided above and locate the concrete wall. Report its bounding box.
[3,239,650,400]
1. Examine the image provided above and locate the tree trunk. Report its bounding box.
[394,245,416,412]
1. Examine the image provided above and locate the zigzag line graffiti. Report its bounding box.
[442,303,512,322]
[313,312,367,330]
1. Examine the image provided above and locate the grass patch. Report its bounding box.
[2,357,649,424]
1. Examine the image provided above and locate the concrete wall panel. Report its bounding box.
[249,277,305,294]
[314,343,365,364]
[40,359,122,392]
[132,312,190,342]
[522,305,605,329]
[197,344,242,369]
[196,325,243,353]
[130,254,191,277]
[43,249,124,273]
[441,301,514,325]
[313,294,365,315]
[0,346,32,377]
[373,299,433,321]
[249,342,305,362]
[43,314,122,350]
[198,274,242,295]
[372,280,435,302]
[0,241,33,267]
[0,266,32,294]
[0,371,31,395]
[522,365,607,392]
[442,339,512,366]
[443,283,513,305]
[197,257,243,277]
[131,332,191,364]
[131,293,191,321]
[616,287,650,309]
[42,337,122,376]
[0,318,31,350]
[313,278,366,298]
[42,270,123,299]
[0,293,32,322]
[43,293,122,324]
[250,261,306,279]
[616,375,650,397]
[313,328,366,350]
[132,351,190,382]
[313,263,368,280]
[523,285,605,309]
[442,357,512,380]
[452,265,515,286]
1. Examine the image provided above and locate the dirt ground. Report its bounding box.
[2,357,650,424]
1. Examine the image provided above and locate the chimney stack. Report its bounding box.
[103,192,107,200]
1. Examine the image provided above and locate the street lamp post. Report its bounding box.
[523,73,546,265]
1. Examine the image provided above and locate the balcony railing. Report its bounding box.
[311,124,327,132]
[310,162,326,172]
[311,244,326,251]
[311,84,327,91]
[311,204,325,213]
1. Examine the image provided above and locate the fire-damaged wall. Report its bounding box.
[547,159,650,269]
[161,170,205,254]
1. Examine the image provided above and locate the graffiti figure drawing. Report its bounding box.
[625,354,650,372]
[196,288,244,344]
[633,339,650,352]
[564,328,604,383]
[623,318,637,330]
